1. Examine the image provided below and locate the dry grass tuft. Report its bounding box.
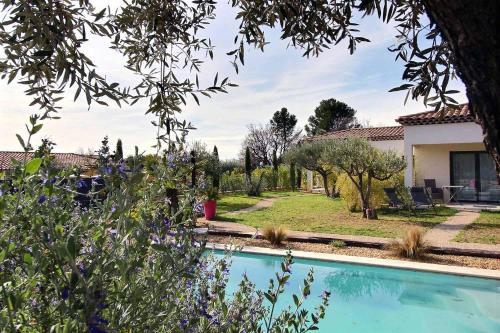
[387,227,428,259]
[261,225,288,246]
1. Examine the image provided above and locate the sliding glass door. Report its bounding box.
[451,152,500,202]
[479,153,500,202]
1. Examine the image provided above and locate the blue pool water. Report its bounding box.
[215,251,500,333]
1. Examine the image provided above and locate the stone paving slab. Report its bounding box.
[424,210,480,243]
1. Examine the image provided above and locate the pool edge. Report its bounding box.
[207,243,500,280]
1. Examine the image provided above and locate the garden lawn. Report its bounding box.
[216,191,302,216]
[217,193,457,238]
[454,211,500,245]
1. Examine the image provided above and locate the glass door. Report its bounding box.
[479,153,500,202]
[451,151,500,202]
[451,152,477,201]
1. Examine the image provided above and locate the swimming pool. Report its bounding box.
[215,250,500,333]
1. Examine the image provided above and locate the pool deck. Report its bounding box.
[208,243,500,280]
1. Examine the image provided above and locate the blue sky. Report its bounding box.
[0,2,466,159]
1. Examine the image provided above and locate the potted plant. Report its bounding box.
[203,186,219,220]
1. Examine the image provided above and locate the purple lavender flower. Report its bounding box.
[103,166,112,175]
[167,153,176,168]
[37,194,46,204]
[109,229,117,237]
[78,263,87,277]
[76,179,86,191]
[61,287,69,300]
[194,202,204,214]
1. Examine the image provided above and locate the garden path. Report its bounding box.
[423,210,480,245]
[226,197,278,215]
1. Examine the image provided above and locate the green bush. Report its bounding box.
[277,165,290,190]
[220,171,246,192]
[336,171,405,212]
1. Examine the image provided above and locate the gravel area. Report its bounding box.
[207,235,500,270]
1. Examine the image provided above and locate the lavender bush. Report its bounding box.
[0,121,329,333]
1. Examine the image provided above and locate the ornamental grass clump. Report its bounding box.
[262,225,288,246]
[330,240,347,249]
[388,227,428,259]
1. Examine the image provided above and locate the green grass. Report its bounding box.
[454,211,500,245]
[216,191,302,215]
[217,193,457,238]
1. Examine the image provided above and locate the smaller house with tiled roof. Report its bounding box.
[307,103,499,203]
[0,151,97,175]
[311,126,405,154]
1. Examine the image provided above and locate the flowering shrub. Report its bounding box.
[336,171,406,212]
[0,126,329,332]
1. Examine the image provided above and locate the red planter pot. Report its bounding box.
[204,200,217,220]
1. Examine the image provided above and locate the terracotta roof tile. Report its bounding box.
[0,151,96,171]
[396,103,474,126]
[311,126,404,142]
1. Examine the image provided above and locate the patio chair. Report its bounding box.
[383,188,405,208]
[410,187,436,212]
[424,179,444,202]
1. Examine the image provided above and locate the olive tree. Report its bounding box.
[285,141,335,197]
[324,138,406,218]
[2,1,497,174]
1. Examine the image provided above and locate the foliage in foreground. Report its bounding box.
[0,138,329,332]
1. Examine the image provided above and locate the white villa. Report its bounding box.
[306,104,500,203]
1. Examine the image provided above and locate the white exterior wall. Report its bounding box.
[403,122,485,187]
[413,143,485,187]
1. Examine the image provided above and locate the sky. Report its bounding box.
[0,2,467,160]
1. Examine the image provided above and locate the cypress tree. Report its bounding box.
[212,145,220,188]
[272,149,278,172]
[289,162,296,191]
[272,149,278,189]
[245,146,252,181]
[115,138,123,161]
[296,166,302,189]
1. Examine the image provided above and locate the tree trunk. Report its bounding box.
[358,174,368,217]
[422,0,500,181]
[364,175,377,219]
[321,172,330,197]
